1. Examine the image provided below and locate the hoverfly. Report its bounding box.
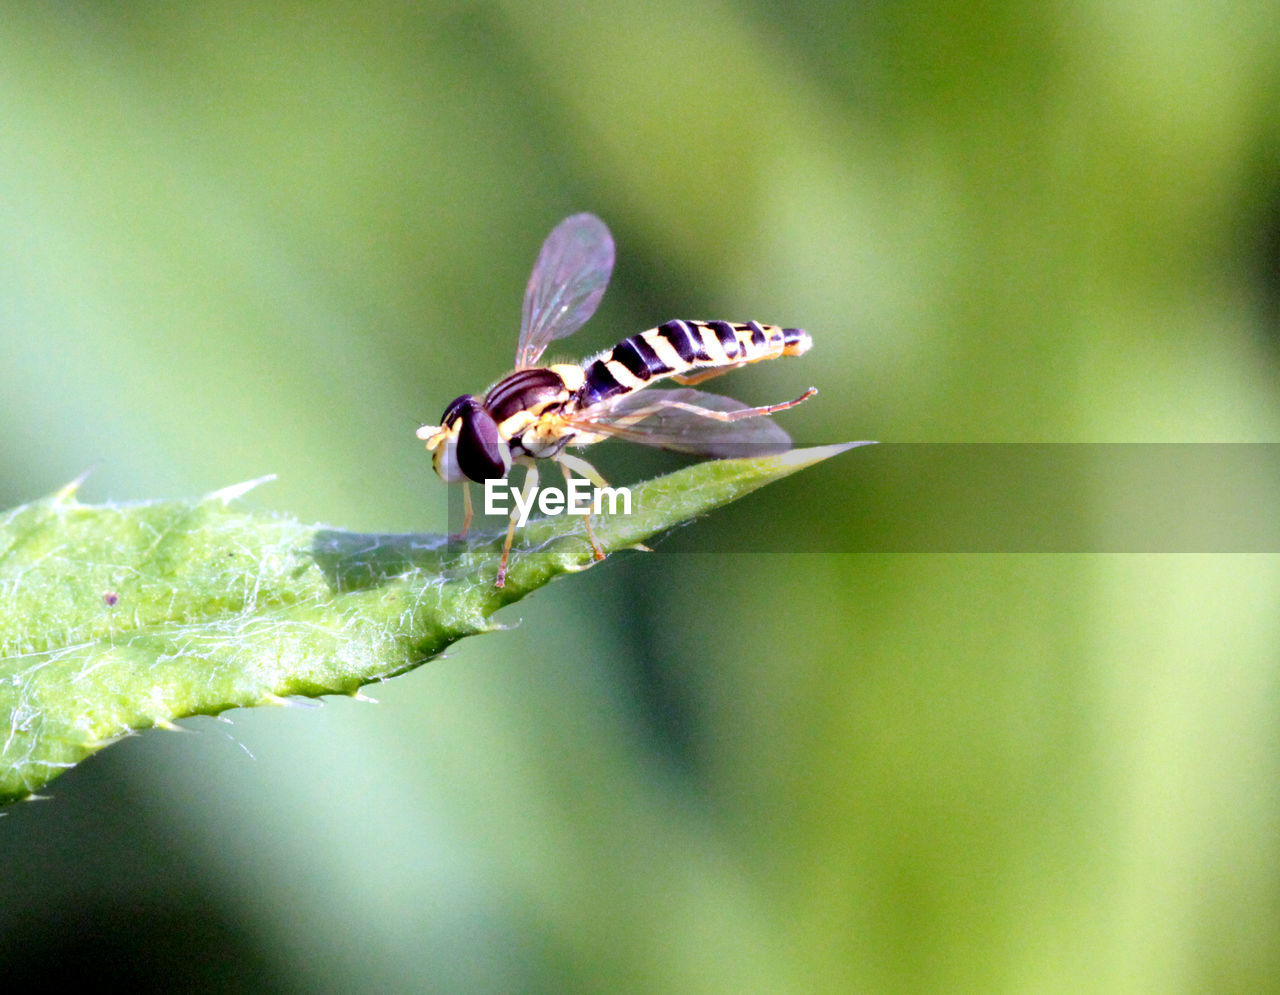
[417,213,815,587]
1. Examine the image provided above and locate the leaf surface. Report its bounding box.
[0,445,858,804]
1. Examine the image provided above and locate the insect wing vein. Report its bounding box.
[516,213,615,368]
[565,388,794,458]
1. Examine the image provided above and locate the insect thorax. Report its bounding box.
[479,366,574,456]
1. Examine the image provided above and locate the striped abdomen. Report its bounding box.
[575,320,811,408]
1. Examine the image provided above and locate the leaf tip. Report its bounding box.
[778,441,876,469]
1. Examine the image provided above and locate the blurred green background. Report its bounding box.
[4,2,1280,991]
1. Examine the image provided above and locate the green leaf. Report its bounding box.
[0,444,859,805]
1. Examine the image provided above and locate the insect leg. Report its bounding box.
[496,462,539,589]
[452,483,474,541]
[629,387,817,423]
[670,362,747,386]
[557,452,651,555]
[556,452,608,489]
[557,458,606,562]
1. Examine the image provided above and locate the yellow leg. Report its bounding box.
[670,362,746,386]
[556,452,609,489]
[558,459,606,562]
[747,386,817,417]
[496,463,538,589]
[630,387,817,423]
[452,483,474,541]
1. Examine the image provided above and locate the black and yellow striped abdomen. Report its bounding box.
[575,320,811,408]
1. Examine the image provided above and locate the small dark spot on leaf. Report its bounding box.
[103,592,119,606]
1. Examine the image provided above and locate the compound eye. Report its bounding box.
[439,394,474,427]
[455,404,511,481]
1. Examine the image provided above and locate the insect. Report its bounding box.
[417,213,816,588]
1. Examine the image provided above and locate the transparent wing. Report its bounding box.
[564,388,795,458]
[516,213,615,369]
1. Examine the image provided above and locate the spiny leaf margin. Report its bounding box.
[0,444,859,804]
